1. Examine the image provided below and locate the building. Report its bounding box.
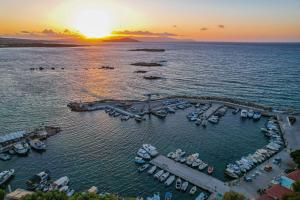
[257,169,300,200]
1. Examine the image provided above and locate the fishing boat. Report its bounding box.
[147,166,157,175]
[201,119,207,127]
[0,153,11,161]
[232,108,240,114]
[121,115,130,121]
[142,144,158,157]
[167,152,175,158]
[175,178,182,190]
[180,157,186,163]
[154,170,164,179]
[225,168,239,179]
[181,181,189,192]
[137,148,151,160]
[26,170,50,190]
[164,175,175,186]
[164,192,172,200]
[159,172,170,182]
[189,186,197,195]
[195,192,206,200]
[13,142,30,156]
[29,139,46,151]
[253,112,261,120]
[192,159,202,167]
[207,166,214,175]
[240,109,248,118]
[52,176,69,190]
[138,164,150,172]
[198,163,208,170]
[135,157,146,164]
[0,169,14,185]
[248,110,254,118]
[208,116,219,124]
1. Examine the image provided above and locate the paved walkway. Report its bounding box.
[150,155,230,193]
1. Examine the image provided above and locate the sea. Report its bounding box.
[0,42,300,199]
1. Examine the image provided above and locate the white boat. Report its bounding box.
[192,159,202,167]
[208,116,219,124]
[26,170,50,190]
[14,142,30,155]
[181,181,189,192]
[240,109,248,118]
[198,163,208,170]
[159,172,170,182]
[147,166,157,175]
[186,153,199,166]
[189,186,197,195]
[253,112,261,120]
[164,175,175,186]
[143,144,158,157]
[52,176,69,190]
[29,139,46,151]
[137,148,151,160]
[225,168,239,179]
[0,169,14,185]
[167,152,175,158]
[175,178,182,190]
[135,157,146,164]
[248,110,254,118]
[138,164,150,172]
[0,153,11,161]
[201,120,207,127]
[66,188,75,197]
[154,170,164,179]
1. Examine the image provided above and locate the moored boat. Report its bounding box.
[164,192,172,200]
[248,110,254,118]
[195,192,206,200]
[0,153,11,161]
[189,186,197,195]
[181,181,189,192]
[159,172,170,182]
[14,142,30,156]
[207,166,214,175]
[29,139,46,151]
[154,170,164,179]
[164,175,175,186]
[240,109,248,118]
[52,176,69,190]
[135,157,146,164]
[138,164,150,172]
[137,148,151,160]
[175,178,182,190]
[143,144,158,157]
[147,165,157,175]
[26,170,50,190]
[0,169,14,185]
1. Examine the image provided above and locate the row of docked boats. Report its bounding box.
[135,144,159,164]
[105,107,131,121]
[167,150,213,174]
[0,139,47,160]
[26,170,75,196]
[225,118,283,179]
[240,109,261,120]
[140,164,208,199]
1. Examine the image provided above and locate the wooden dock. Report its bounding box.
[203,104,223,119]
[150,155,230,193]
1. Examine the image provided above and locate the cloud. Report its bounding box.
[17,28,81,40]
[112,30,178,37]
[200,27,208,31]
[218,25,225,29]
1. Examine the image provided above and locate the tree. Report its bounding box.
[21,191,68,200]
[0,189,5,200]
[290,150,300,168]
[293,181,300,192]
[222,191,246,200]
[283,192,300,200]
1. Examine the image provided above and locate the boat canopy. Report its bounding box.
[0,131,27,143]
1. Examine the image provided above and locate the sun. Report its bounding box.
[72,10,112,38]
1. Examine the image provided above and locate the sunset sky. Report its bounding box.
[1,0,300,42]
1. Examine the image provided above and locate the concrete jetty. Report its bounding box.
[203,104,223,119]
[106,105,135,117]
[150,155,230,193]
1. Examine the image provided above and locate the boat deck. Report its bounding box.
[150,155,229,193]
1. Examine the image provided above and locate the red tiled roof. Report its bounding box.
[287,169,300,181]
[266,184,292,199]
[257,194,273,200]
